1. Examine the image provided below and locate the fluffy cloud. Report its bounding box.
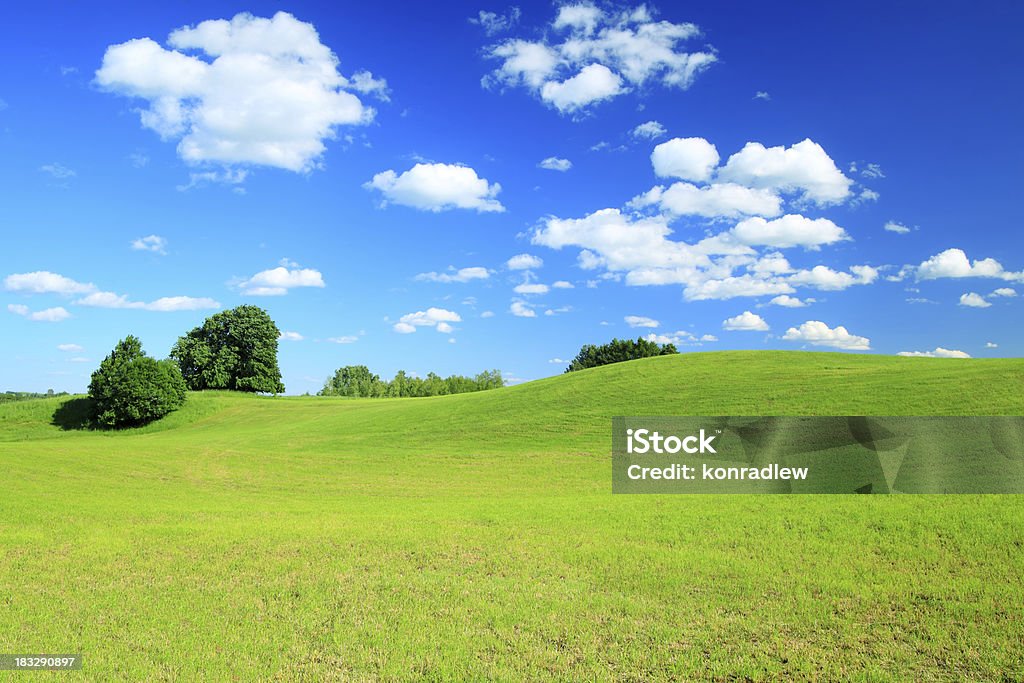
[237,266,325,296]
[782,321,870,350]
[651,137,720,182]
[629,182,781,219]
[959,292,991,308]
[416,267,490,283]
[532,207,877,300]
[95,12,382,172]
[992,287,1017,297]
[788,265,878,291]
[509,299,536,317]
[898,348,970,358]
[4,271,95,295]
[279,331,304,341]
[393,307,461,333]
[769,294,810,307]
[717,139,853,205]
[506,253,543,270]
[57,343,85,352]
[365,163,504,213]
[914,248,1023,281]
[8,304,71,322]
[552,280,574,289]
[131,234,168,254]
[541,64,624,112]
[631,120,666,139]
[884,221,911,234]
[730,215,848,250]
[75,292,220,311]
[722,311,769,331]
[538,156,573,171]
[483,5,716,113]
[625,315,659,328]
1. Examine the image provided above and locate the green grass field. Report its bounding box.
[2,351,1023,680]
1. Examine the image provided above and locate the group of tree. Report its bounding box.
[318,366,504,398]
[87,305,284,428]
[0,390,70,404]
[565,337,678,372]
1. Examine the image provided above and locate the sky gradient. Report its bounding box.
[2,1,1022,394]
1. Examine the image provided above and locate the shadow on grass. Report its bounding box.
[51,397,95,431]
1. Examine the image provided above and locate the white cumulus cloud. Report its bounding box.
[782,321,870,351]
[8,304,71,322]
[722,311,769,331]
[717,139,853,205]
[912,248,1024,282]
[4,271,96,295]
[730,215,848,250]
[769,294,810,308]
[365,163,504,212]
[884,221,910,234]
[237,266,325,296]
[509,299,536,317]
[506,253,543,270]
[959,292,991,308]
[651,137,719,182]
[393,307,461,333]
[538,156,572,171]
[279,331,304,341]
[95,11,383,173]
[897,348,971,358]
[629,182,781,219]
[483,5,716,114]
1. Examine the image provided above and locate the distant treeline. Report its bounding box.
[319,366,504,398]
[0,390,70,403]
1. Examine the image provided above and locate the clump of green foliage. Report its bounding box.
[88,335,187,428]
[565,337,678,372]
[171,305,285,394]
[319,366,504,398]
[0,390,69,403]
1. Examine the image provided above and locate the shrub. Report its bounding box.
[88,336,187,428]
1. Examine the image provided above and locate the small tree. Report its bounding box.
[89,336,187,427]
[319,365,384,397]
[171,305,284,394]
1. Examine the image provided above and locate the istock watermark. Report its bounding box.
[612,416,1024,494]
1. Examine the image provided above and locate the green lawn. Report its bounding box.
[1,351,1022,680]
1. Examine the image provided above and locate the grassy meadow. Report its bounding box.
[1,351,1023,680]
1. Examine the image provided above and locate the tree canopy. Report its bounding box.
[171,305,285,394]
[88,335,187,427]
[319,367,504,398]
[565,337,678,372]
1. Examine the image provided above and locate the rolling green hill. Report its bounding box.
[1,352,1023,680]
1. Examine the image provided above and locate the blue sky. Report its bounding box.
[2,1,1022,394]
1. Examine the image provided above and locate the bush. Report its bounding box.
[566,337,678,372]
[88,336,187,428]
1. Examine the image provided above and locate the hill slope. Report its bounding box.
[3,351,1023,450]
[1,351,1023,680]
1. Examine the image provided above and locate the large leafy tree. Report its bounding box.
[89,335,187,427]
[566,337,678,372]
[171,305,285,394]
